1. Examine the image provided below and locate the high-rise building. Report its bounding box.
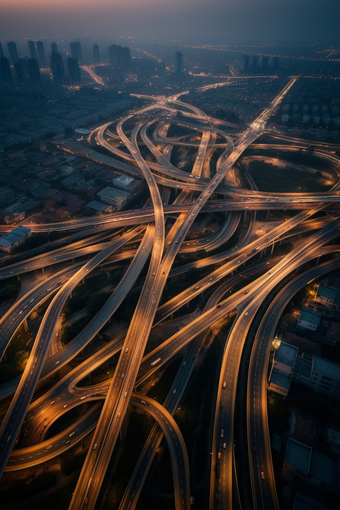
[50,51,66,88]
[272,56,280,71]
[67,57,82,86]
[123,47,131,69]
[261,56,270,70]
[70,41,82,63]
[36,41,46,66]
[174,51,183,74]
[7,42,19,64]
[28,58,42,93]
[28,41,38,60]
[93,44,100,63]
[0,57,13,87]
[0,43,4,59]
[15,58,28,84]
[51,42,58,54]
[108,44,119,68]
[239,55,250,73]
[251,56,259,70]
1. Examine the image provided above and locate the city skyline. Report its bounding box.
[1,0,340,41]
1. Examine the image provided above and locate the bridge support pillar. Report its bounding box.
[82,279,85,285]
[23,318,29,333]
[271,244,274,255]
[42,267,45,274]
[266,210,269,221]
[17,274,20,282]
[254,211,257,221]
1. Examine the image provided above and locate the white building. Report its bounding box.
[0,226,31,253]
[112,175,143,194]
[97,186,131,210]
[297,307,321,331]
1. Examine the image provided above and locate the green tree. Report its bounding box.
[14,350,29,372]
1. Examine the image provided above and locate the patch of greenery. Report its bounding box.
[0,282,20,304]
[61,317,91,345]
[248,160,331,193]
[60,450,87,477]
[0,471,56,503]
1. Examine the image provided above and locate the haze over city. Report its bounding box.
[1,0,340,40]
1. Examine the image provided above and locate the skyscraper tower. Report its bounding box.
[108,45,119,68]
[272,56,280,71]
[239,55,250,73]
[28,58,42,93]
[261,56,270,71]
[123,47,131,69]
[7,42,19,65]
[15,58,28,85]
[67,57,82,86]
[174,51,183,74]
[36,41,46,66]
[51,42,58,54]
[50,51,66,88]
[28,41,38,60]
[0,57,13,88]
[70,42,82,63]
[0,43,4,59]
[93,44,100,64]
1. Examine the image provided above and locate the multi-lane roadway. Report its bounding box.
[1,75,340,510]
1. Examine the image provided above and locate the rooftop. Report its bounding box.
[317,284,337,301]
[294,356,312,378]
[299,307,321,327]
[270,371,292,390]
[310,450,337,488]
[113,175,135,185]
[285,438,312,473]
[0,226,31,248]
[275,341,298,367]
[313,356,340,381]
[293,493,328,510]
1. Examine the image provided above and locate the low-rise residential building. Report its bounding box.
[0,187,14,202]
[268,342,298,396]
[0,226,31,253]
[297,307,321,331]
[315,284,338,310]
[97,186,131,210]
[269,341,340,401]
[86,200,113,213]
[112,174,144,193]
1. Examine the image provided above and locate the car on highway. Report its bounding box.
[84,498,89,506]
[50,401,55,406]
[223,443,226,449]
[261,472,265,479]
[69,432,75,437]
[221,429,224,437]
[45,445,52,449]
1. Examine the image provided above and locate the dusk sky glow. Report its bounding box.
[1,0,340,41]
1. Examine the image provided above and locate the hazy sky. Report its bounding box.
[1,0,339,41]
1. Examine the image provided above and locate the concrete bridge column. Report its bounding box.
[23,318,29,333]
